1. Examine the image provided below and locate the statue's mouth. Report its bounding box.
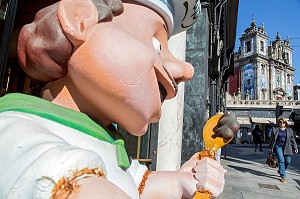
[155,65,178,103]
[158,82,167,103]
[162,65,178,96]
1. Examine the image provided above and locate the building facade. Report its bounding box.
[226,18,300,143]
[229,18,295,101]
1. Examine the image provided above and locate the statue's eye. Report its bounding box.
[152,37,161,54]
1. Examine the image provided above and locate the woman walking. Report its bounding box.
[269,118,298,182]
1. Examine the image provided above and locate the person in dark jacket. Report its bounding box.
[252,125,263,151]
[269,118,298,182]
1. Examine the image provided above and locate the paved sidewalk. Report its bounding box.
[217,144,300,199]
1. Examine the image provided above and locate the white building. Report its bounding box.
[229,18,295,100]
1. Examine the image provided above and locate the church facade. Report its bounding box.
[229,18,295,101]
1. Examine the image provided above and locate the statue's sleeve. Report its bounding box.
[127,159,148,188]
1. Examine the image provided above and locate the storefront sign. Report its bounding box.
[0,0,8,20]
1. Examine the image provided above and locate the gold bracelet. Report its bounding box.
[138,170,152,197]
[198,146,215,160]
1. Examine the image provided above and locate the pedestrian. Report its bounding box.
[269,118,298,182]
[0,0,240,198]
[252,124,263,151]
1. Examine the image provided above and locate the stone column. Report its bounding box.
[156,32,187,171]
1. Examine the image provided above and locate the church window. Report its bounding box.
[276,73,281,87]
[285,52,290,63]
[287,75,290,84]
[261,64,265,74]
[245,41,252,53]
[260,41,264,52]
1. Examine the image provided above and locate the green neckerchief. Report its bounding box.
[0,93,130,169]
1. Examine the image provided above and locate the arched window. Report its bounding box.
[245,41,252,53]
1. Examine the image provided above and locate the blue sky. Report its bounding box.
[235,0,300,84]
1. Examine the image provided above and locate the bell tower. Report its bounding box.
[268,33,294,100]
[238,18,269,100]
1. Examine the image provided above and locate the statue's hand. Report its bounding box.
[216,112,240,139]
[179,154,225,198]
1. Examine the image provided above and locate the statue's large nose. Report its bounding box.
[163,58,194,85]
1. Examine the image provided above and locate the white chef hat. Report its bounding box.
[132,0,201,37]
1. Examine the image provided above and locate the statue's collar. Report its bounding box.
[0,93,130,169]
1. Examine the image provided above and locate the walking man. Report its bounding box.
[252,125,263,152]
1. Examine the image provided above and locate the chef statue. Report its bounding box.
[0,0,239,198]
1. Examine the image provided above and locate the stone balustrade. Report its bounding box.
[227,99,300,106]
[226,92,300,108]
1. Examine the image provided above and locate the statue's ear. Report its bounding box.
[58,0,98,49]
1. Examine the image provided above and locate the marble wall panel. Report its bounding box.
[182,9,209,163]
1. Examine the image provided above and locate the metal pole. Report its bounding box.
[210,79,217,117]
